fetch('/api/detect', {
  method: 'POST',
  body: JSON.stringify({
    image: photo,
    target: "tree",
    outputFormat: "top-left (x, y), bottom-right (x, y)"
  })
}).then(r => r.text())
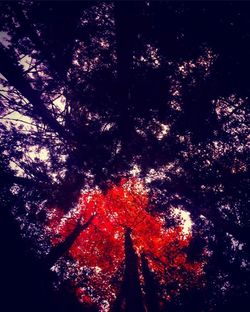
top-left (46, 178), bottom-right (204, 311)
top-left (0, 1), bottom-right (249, 311)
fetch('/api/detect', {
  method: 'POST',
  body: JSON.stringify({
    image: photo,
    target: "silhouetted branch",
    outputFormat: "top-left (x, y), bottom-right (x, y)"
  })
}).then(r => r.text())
top-left (45, 214), bottom-right (96, 269)
top-left (0, 46), bottom-right (70, 141)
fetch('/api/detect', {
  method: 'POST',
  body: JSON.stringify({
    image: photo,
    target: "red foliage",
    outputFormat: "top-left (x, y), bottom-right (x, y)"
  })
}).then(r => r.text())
top-left (47, 178), bottom-right (204, 311)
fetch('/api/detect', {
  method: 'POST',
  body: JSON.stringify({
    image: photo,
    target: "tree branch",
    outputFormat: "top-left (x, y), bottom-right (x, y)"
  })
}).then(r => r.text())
top-left (45, 214), bottom-right (96, 269)
top-left (0, 46), bottom-right (70, 141)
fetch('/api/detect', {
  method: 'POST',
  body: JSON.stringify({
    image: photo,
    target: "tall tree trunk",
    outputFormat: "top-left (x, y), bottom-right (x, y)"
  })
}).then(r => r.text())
top-left (123, 228), bottom-right (145, 312)
top-left (114, 2), bottom-right (138, 142)
top-left (141, 253), bottom-right (160, 312)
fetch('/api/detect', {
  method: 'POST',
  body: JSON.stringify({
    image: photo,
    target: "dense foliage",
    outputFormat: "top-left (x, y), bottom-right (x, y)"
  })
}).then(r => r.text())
top-left (47, 178), bottom-right (204, 311)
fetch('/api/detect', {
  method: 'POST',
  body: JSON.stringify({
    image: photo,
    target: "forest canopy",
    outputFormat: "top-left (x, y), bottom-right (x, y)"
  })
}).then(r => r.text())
top-left (0, 1), bottom-right (249, 312)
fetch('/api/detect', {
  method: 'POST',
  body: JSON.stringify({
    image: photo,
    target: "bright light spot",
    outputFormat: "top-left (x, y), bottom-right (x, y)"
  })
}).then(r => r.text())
top-left (26, 145), bottom-right (49, 162)
top-left (95, 266), bottom-right (102, 273)
top-left (156, 123), bottom-right (170, 140)
top-left (9, 160), bottom-right (26, 177)
top-left (53, 95), bottom-right (66, 112)
top-left (172, 208), bottom-right (192, 234)
top-left (0, 111), bottom-right (35, 131)
top-left (101, 122), bottom-right (115, 132)
top-left (19, 55), bottom-right (34, 72)
top-left (130, 164), bottom-right (141, 176)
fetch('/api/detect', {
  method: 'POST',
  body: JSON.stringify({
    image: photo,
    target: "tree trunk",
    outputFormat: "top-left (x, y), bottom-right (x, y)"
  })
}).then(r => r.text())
top-left (123, 228), bottom-right (145, 312)
top-left (114, 2), bottom-right (137, 142)
top-left (141, 253), bottom-right (160, 312)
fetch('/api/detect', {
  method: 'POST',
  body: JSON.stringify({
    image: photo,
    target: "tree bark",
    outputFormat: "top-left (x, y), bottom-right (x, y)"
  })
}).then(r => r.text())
top-left (45, 214), bottom-right (95, 269)
top-left (123, 228), bottom-right (145, 312)
top-left (141, 253), bottom-right (160, 312)
top-left (114, 2), bottom-right (137, 141)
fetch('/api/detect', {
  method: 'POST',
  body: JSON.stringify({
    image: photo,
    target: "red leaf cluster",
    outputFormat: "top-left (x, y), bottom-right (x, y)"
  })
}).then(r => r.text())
top-left (47, 178), bottom-right (204, 310)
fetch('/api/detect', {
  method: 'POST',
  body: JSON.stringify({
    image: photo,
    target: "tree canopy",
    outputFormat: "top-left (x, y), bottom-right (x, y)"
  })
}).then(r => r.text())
top-left (0, 1), bottom-right (249, 312)
top-left (46, 178), bottom-right (204, 311)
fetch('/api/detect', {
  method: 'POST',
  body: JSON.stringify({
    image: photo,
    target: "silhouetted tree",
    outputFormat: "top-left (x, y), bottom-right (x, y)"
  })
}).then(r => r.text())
top-left (0, 1), bottom-right (249, 311)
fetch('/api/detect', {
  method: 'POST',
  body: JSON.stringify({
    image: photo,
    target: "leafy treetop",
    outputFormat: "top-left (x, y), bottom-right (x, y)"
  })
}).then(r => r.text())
top-left (47, 178), bottom-right (204, 311)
